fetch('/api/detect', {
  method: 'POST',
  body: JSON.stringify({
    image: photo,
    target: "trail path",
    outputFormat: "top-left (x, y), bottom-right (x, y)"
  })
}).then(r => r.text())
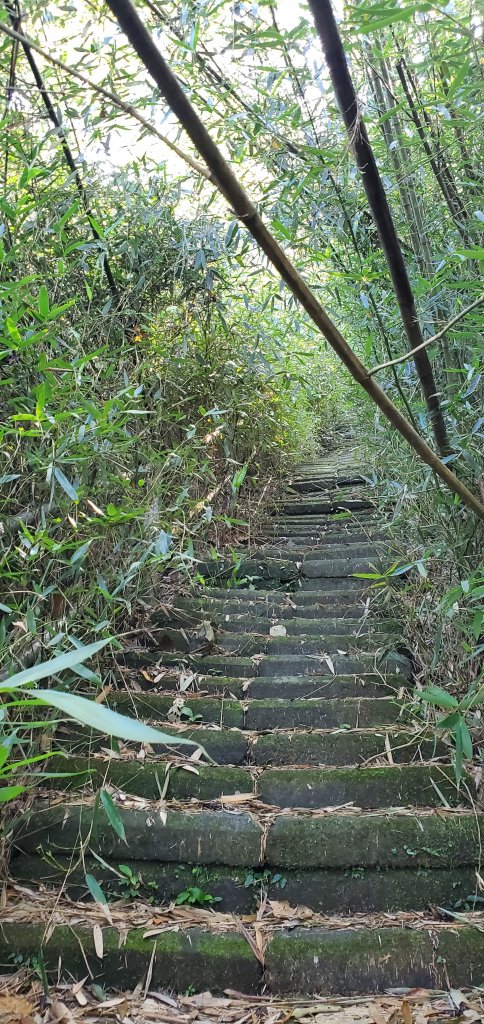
top-left (4, 440), bottom-right (483, 995)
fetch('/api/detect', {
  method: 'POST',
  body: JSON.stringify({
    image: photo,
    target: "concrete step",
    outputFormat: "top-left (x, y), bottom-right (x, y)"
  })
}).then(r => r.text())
top-left (117, 672), bottom-right (404, 698)
top-left (136, 650), bottom-right (411, 678)
top-left (15, 804), bottom-right (482, 870)
top-left (11, 855), bottom-right (476, 914)
top-left (281, 499), bottom-right (376, 515)
top-left (40, 754), bottom-right (464, 809)
top-left (153, 625), bottom-right (393, 655)
top-left (195, 555), bottom-right (388, 583)
top-left (288, 476), bottom-right (367, 492)
top-left (253, 543), bottom-right (387, 561)
top-left (1, 918), bottom-right (483, 995)
top-left (105, 693), bottom-right (408, 729)
top-left (156, 612), bottom-right (393, 637)
top-left (194, 583), bottom-right (370, 601)
top-left (55, 723), bottom-right (443, 766)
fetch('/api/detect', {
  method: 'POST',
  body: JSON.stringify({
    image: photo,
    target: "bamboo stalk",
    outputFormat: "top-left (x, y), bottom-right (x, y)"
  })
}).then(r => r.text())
top-left (308, 0), bottom-right (451, 457)
top-left (6, 3), bottom-right (118, 296)
top-left (84, 0), bottom-right (484, 521)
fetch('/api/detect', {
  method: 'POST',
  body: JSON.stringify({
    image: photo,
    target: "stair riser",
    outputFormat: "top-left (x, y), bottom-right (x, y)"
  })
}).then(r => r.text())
top-left (12, 856), bottom-right (474, 914)
top-left (54, 726), bottom-right (443, 767)
top-left (124, 651), bottom-right (411, 678)
top-left (114, 672), bottom-right (401, 698)
top-left (2, 923), bottom-right (483, 995)
top-left (254, 545), bottom-right (387, 561)
top-left (106, 695), bottom-right (407, 729)
top-left (42, 755), bottom-right (463, 809)
top-left (159, 614), bottom-right (380, 636)
top-left (15, 807), bottom-right (482, 870)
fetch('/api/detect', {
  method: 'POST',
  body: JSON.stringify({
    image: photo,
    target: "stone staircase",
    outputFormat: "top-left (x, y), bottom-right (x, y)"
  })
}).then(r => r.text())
top-left (4, 443), bottom-right (484, 995)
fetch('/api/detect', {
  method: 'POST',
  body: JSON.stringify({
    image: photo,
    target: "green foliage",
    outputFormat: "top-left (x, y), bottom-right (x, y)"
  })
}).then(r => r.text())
top-left (0, 640), bottom-right (204, 802)
top-left (117, 864), bottom-right (158, 902)
top-left (175, 885), bottom-right (222, 906)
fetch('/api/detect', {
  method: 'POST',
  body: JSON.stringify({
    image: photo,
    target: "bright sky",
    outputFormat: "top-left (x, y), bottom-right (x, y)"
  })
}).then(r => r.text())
top-left (51, 0), bottom-right (336, 181)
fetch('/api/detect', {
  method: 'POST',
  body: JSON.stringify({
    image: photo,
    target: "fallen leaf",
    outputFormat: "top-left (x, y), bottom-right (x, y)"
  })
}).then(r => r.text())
top-left (268, 900), bottom-right (313, 920)
top-left (401, 1000), bottom-right (413, 1024)
top-left (93, 923), bottom-right (103, 958)
top-left (0, 995), bottom-right (36, 1022)
top-left (48, 1001), bottom-right (75, 1024)
top-left (179, 670), bottom-right (196, 692)
top-left (220, 792), bottom-right (254, 804)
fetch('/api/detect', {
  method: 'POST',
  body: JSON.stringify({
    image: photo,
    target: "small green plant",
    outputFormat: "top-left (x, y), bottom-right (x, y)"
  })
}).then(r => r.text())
top-left (179, 706), bottom-right (203, 723)
top-left (118, 864), bottom-right (158, 902)
top-left (244, 869), bottom-right (287, 890)
top-left (175, 885), bottom-right (222, 906)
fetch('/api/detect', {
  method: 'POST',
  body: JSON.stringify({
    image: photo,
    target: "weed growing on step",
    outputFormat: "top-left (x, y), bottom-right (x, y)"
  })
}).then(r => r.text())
top-left (118, 865), bottom-right (158, 903)
top-left (175, 886), bottom-right (222, 907)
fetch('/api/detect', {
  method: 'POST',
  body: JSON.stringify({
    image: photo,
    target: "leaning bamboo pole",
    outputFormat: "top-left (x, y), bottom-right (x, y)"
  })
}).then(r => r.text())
top-left (98, 0), bottom-right (483, 521)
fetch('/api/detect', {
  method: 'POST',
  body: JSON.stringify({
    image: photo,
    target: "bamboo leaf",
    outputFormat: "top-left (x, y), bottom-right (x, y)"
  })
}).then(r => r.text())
top-left (85, 873), bottom-right (108, 903)
top-left (33, 689), bottom-right (202, 748)
top-left (0, 640), bottom-right (110, 691)
top-left (53, 466), bottom-right (78, 501)
top-left (100, 789), bottom-right (126, 841)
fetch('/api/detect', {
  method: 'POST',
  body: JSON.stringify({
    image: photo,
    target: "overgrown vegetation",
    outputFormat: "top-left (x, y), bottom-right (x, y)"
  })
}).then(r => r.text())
top-left (0, 0), bottom-right (483, 793)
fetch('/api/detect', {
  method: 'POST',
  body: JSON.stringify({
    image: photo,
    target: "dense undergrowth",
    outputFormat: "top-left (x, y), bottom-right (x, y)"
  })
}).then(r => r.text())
top-left (1, 168), bottom-right (349, 674)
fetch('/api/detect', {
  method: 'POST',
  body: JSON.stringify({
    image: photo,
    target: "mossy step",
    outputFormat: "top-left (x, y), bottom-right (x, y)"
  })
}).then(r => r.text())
top-left (195, 555), bottom-right (387, 584)
top-left (281, 499), bottom-right (376, 515)
top-left (173, 593), bottom-right (368, 616)
top-left (288, 477), bottom-right (367, 492)
top-left (275, 507), bottom-right (379, 519)
top-left (295, 578), bottom-right (379, 594)
top-left (15, 804), bottom-right (482, 870)
top-left (258, 543), bottom-right (386, 560)
top-left (106, 693), bottom-right (407, 729)
top-left (252, 728), bottom-right (444, 766)
top-left (266, 811), bottom-right (482, 869)
top-left (215, 631), bottom-right (390, 654)
top-left (0, 923), bottom-right (261, 993)
top-left (44, 755), bottom-right (251, 800)
top-left (154, 625), bottom-right (390, 652)
top-left (296, 581), bottom-right (378, 598)
top-left (54, 722), bottom-right (250, 764)
top-left (149, 651), bottom-right (411, 678)
top-left (14, 805), bottom-right (263, 866)
top-left (196, 557), bottom-right (297, 584)
top-left (3, 920), bottom-right (483, 994)
top-left (301, 558), bottom-right (386, 578)
top-left (267, 531), bottom-right (389, 545)
top-left (122, 671), bottom-right (403, 698)
top-left (265, 924), bottom-right (484, 994)
top-left (54, 723), bottom-right (444, 767)
top-left (157, 611), bottom-right (387, 637)
top-left (194, 584), bottom-right (368, 602)
top-left (44, 754), bottom-right (464, 809)
top-left (259, 763), bottom-right (465, 808)
top-left (273, 522), bottom-right (382, 535)
top-left (11, 856), bottom-right (476, 915)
